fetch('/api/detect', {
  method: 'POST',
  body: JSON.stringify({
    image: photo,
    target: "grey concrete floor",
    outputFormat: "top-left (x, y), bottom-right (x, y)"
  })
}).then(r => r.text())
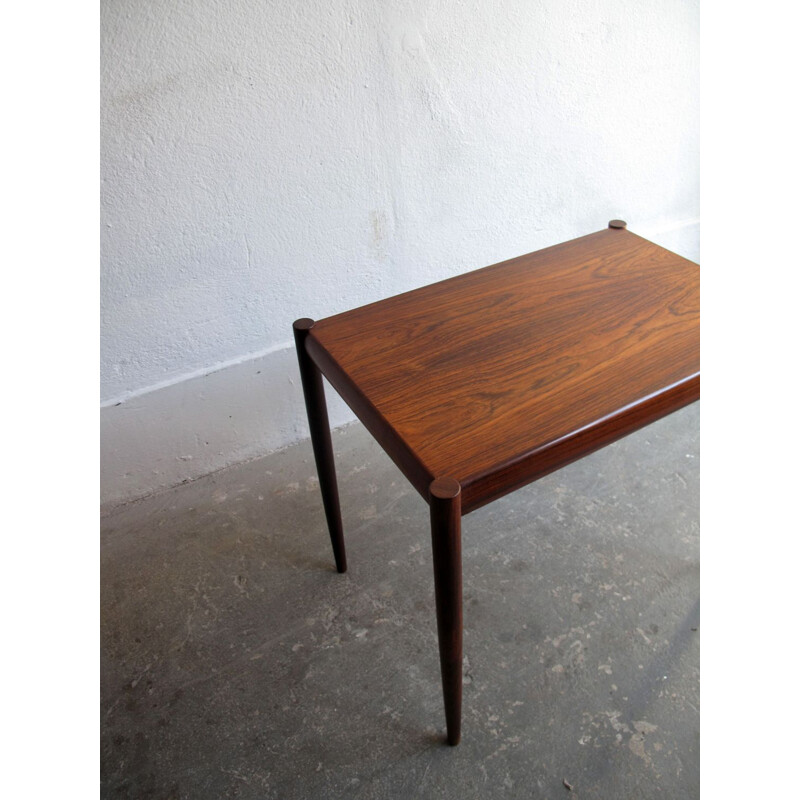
top-left (101, 403), bottom-right (699, 800)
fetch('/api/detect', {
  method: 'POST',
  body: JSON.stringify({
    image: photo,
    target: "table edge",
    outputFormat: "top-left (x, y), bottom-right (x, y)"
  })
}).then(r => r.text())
top-left (459, 373), bottom-right (700, 514)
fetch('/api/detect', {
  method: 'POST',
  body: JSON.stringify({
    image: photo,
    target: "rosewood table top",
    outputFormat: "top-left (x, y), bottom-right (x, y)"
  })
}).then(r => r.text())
top-left (304, 226), bottom-right (699, 514)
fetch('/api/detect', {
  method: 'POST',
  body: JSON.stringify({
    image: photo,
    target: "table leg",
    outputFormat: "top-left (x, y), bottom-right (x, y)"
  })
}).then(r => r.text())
top-left (429, 477), bottom-right (463, 745)
top-left (293, 318), bottom-right (347, 573)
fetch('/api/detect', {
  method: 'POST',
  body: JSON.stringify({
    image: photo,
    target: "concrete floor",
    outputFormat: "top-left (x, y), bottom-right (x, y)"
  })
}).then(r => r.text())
top-left (101, 403), bottom-right (699, 800)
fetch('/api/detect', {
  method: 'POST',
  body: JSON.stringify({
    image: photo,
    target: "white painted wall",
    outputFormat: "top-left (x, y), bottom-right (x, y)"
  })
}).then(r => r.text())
top-left (101, 0), bottom-right (699, 506)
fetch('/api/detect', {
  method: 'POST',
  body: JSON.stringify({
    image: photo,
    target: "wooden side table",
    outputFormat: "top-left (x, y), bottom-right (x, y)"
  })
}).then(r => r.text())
top-left (293, 221), bottom-right (699, 745)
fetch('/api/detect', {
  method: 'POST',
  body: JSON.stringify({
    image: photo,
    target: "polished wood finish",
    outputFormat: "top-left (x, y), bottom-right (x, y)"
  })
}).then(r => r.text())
top-left (295, 224), bottom-right (699, 745)
top-left (307, 228), bottom-right (699, 513)
top-left (305, 335), bottom-right (432, 501)
top-left (293, 319), bottom-right (347, 573)
top-left (429, 477), bottom-right (463, 746)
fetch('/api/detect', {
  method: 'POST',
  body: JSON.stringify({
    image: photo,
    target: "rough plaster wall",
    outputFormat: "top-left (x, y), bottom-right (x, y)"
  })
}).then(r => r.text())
top-left (101, 0), bottom-right (699, 505)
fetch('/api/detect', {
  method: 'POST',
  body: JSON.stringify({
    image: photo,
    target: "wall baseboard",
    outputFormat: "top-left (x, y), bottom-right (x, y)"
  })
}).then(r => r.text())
top-left (101, 220), bottom-right (699, 510)
top-left (101, 344), bottom-right (355, 509)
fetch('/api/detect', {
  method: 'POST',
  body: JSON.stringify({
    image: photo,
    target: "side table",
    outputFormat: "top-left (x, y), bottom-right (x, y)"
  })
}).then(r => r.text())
top-left (293, 221), bottom-right (699, 745)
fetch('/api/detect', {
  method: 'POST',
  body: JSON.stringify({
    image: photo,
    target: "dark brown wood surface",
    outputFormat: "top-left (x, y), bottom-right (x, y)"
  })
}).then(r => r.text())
top-left (293, 319), bottom-right (348, 572)
top-left (307, 228), bottom-right (699, 513)
top-left (429, 477), bottom-right (463, 745)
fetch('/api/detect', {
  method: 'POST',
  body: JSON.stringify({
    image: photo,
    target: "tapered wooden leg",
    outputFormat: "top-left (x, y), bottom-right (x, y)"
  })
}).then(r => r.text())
top-left (429, 477), bottom-right (463, 745)
top-left (293, 318), bottom-right (347, 573)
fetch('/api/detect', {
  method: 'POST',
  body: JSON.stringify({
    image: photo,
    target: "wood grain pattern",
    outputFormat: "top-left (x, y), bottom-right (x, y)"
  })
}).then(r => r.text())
top-left (307, 228), bottom-right (699, 513)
